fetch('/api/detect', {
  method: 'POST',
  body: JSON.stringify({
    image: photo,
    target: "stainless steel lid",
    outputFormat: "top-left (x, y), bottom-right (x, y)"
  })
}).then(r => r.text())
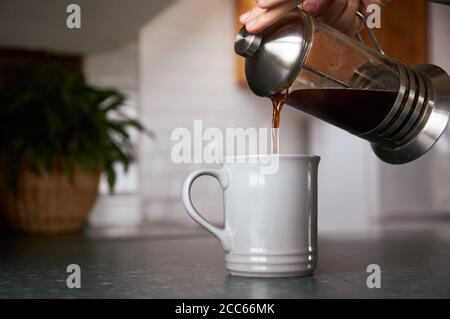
top-left (234, 9), bottom-right (312, 97)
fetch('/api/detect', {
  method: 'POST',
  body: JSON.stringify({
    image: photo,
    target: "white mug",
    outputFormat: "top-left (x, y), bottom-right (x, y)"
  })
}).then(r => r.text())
top-left (182, 155), bottom-right (320, 277)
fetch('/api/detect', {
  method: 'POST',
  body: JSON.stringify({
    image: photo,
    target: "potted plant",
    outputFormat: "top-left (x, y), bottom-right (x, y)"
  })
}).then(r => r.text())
top-left (0, 67), bottom-right (146, 234)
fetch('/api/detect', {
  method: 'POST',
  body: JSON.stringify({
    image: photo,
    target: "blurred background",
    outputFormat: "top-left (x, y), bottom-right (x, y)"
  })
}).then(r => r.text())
top-left (0, 0), bottom-right (449, 238)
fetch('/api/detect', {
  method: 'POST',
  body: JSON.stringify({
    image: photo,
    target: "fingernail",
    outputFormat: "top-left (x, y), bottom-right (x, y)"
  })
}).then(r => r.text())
top-left (257, 0), bottom-right (269, 5)
top-left (240, 11), bottom-right (252, 23)
top-left (246, 19), bottom-right (258, 29)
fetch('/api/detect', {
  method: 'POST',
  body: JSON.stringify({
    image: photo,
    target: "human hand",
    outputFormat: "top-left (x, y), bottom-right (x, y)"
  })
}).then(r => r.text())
top-left (239, 0), bottom-right (391, 36)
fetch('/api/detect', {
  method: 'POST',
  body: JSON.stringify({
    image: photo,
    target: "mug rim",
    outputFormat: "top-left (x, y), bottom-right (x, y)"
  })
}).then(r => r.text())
top-left (223, 154), bottom-right (320, 161)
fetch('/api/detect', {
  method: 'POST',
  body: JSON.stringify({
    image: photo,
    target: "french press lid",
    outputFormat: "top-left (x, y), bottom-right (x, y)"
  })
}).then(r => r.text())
top-left (234, 9), bottom-right (312, 97)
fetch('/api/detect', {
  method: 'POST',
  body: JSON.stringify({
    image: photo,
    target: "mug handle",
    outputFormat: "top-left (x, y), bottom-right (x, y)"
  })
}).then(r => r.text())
top-left (182, 167), bottom-right (231, 252)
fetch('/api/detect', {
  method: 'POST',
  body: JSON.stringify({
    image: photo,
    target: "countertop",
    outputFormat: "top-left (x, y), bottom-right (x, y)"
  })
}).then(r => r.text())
top-left (0, 229), bottom-right (449, 298)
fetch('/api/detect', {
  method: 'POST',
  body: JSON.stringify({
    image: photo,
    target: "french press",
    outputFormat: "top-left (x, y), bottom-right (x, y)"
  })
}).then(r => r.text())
top-left (234, 9), bottom-right (450, 164)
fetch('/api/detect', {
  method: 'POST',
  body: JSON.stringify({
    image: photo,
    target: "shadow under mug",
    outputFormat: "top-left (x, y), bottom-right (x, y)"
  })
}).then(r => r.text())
top-left (182, 155), bottom-right (320, 277)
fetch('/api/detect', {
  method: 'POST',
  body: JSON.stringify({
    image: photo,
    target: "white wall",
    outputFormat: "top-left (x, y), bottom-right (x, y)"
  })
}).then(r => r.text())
top-left (138, 0), bottom-right (307, 226)
top-left (84, 43), bottom-right (142, 227)
top-left (430, 3), bottom-right (450, 73)
top-left (429, 3), bottom-right (450, 212)
top-left (308, 119), bottom-right (379, 234)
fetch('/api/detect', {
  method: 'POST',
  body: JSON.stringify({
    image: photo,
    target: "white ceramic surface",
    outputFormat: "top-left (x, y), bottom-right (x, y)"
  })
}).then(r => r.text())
top-left (182, 155), bottom-right (320, 277)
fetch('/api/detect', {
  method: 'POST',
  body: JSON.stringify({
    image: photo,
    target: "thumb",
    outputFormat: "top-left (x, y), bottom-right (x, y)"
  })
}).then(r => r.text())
top-left (302, 0), bottom-right (330, 16)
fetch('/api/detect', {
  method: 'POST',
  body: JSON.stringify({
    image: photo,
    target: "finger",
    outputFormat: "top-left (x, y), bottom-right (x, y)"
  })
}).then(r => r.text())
top-left (316, 0), bottom-right (346, 25)
top-left (358, 2), bottom-right (369, 18)
top-left (303, 0), bottom-right (330, 17)
top-left (256, 0), bottom-right (302, 10)
top-left (343, 16), bottom-right (363, 36)
top-left (331, 0), bottom-right (360, 32)
top-left (245, 0), bottom-right (301, 33)
top-left (239, 6), bottom-right (266, 24)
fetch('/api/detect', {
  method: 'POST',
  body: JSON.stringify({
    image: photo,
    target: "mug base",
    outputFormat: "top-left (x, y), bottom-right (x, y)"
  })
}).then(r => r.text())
top-left (229, 270), bottom-right (314, 278)
top-left (225, 253), bottom-right (317, 278)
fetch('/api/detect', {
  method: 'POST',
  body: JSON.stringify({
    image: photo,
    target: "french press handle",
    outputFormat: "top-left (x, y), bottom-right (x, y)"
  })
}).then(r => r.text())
top-left (355, 11), bottom-right (385, 55)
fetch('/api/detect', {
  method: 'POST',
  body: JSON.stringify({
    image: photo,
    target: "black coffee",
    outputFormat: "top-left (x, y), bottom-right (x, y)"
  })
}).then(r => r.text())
top-left (286, 88), bottom-right (397, 134)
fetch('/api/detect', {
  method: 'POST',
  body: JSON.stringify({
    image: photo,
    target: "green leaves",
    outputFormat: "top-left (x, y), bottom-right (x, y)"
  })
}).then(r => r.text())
top-left (0, 67), bottom-right (147, 192)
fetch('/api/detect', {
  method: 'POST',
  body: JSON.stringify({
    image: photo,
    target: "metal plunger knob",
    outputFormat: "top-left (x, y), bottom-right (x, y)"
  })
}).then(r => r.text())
top-left (234, 27), bottom-right (262, 58)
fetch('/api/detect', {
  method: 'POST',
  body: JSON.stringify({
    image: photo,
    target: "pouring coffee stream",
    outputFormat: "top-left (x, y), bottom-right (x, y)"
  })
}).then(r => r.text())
top-left (271, 90), bottom-right (288, 154)
top-left (235, 9), bottom-right (450, 164)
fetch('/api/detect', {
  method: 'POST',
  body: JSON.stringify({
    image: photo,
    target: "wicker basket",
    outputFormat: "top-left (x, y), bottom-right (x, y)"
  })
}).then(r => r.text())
top-left (0, 163), bottom-right (100, 234)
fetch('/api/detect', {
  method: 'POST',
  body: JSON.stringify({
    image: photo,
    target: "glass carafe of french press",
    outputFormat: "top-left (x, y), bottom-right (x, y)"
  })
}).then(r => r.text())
top-left (234, 9), bottom-right (450, 164)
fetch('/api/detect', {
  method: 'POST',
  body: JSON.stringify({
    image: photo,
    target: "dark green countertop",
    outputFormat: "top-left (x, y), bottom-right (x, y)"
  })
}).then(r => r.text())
top-left (0, 229), bottom-right (449, 298)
